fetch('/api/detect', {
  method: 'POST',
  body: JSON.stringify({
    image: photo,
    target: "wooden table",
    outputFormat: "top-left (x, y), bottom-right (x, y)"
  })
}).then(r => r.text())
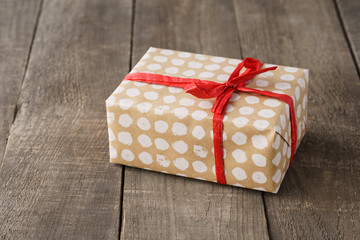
top-left (1, 0), bottom-right (359, 239)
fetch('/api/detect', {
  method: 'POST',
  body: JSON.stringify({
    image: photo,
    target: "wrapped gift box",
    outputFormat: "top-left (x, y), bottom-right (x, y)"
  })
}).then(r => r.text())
top-left (106, 47), bottom-right (309, 193)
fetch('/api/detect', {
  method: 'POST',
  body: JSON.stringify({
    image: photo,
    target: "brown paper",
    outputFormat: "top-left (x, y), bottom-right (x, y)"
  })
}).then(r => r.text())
top-left (106, 47), bottom-right (309, 193)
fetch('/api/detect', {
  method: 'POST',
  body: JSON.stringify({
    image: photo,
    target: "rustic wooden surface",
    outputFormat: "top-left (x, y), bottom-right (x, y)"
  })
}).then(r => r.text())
top-left (0, 0), bottom-right (42, 165)
top-left (0, 0), bottom-right (359, 239)
top-left (0, 0), bottom-right (131, 239)
top-left (336, 0), bottom-right (360, 71)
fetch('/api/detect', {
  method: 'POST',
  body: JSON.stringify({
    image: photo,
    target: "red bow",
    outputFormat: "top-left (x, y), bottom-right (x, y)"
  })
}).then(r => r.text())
top-left (124, 57), bottom-right (297, 185)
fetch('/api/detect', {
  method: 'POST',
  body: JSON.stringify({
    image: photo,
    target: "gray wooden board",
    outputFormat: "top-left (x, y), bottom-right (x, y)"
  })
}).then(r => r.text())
top-left (0, 0), bottom-right (42, 165)
top-left (0, 0), bottom-right (132, 238)
top-left (233, 0), bottom-right (360, 238)
top-left (121, 0), bottom-right (269, 239)
top-left (1, 0), bottom-right (359, 238)
top-left (336, 0), bottom-right (360, 71)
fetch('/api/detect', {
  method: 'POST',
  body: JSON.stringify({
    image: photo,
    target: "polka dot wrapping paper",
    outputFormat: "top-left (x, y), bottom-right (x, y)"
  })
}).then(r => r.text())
top-left (106, 47), bottom-right (309, 193)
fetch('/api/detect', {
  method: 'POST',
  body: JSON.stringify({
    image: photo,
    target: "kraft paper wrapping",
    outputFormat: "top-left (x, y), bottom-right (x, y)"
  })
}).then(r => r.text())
top-left (106, 47), bottom-right (309, 193)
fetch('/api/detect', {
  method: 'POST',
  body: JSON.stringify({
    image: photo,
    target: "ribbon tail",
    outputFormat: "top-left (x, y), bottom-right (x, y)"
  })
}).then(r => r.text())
top-left (184, 80), bottom-right (222, 98)
top-left (125, 72), bottom-right (222, 99)
top-left (124, 72), bottom-right (204, 88)
top-left (213, 111), bottom-right (227, 184)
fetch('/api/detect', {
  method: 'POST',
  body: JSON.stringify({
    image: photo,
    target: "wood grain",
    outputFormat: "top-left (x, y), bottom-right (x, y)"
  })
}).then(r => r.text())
top-left (233, 0), bottom-right (360, 238)
top-left (0, 0), bottom-right (132, 238)
top-left (336, 0), bottom-right (360, 71)
top-left (0, 0), bottom-right (42, 165)
top-left (121, 0), bottom-right (269, 239)
top-left (1, 0), bottom-right (359, 238)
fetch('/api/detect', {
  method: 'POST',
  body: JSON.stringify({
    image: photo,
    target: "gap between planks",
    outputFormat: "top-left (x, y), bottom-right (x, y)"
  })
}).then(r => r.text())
top-left (332, 0), bottom-right (360, 76)
top-left (0, 0), bottom-right (44, 169)
top-left (119, 0), bottom-right (137, 238)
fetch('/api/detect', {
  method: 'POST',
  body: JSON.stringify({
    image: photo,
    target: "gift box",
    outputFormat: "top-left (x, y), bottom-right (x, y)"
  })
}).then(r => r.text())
top-left (106, 47), bottom-right (309, 193)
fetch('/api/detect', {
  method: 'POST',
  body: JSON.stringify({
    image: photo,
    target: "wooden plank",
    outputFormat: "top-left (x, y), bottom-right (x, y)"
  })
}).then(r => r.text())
top-left (0, 0), bottom-right (132, 238)
top-left (233, 0), bottom-right (360, 238)
top-left (121, 0), bottom-right (269, 239)
top-left (336, 0), bottom-right (360, 71)
top-left (0, 0), bottom-right (42, 165)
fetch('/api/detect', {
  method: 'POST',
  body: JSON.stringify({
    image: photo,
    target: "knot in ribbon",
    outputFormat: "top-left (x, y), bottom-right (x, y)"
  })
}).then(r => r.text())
top-left (124, 57), bottom-right (297, 185)
top-left (182, 57), bottom-right (277, 115)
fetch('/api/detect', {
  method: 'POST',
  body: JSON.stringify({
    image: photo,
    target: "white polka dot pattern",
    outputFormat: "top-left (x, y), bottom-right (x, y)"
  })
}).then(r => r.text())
top-left (155, 138), bottom-right (169, 150)
top-left (173, 157), bottom-right (189, 171)
top-left (108, 47), bottom-right (309, 193)
top-left (139, 152), bottom-right (153, 165)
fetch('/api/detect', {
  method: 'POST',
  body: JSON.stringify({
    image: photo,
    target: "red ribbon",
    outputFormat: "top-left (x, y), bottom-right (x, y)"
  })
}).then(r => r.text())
top-left (124, 57), bottom-right (297, 185)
